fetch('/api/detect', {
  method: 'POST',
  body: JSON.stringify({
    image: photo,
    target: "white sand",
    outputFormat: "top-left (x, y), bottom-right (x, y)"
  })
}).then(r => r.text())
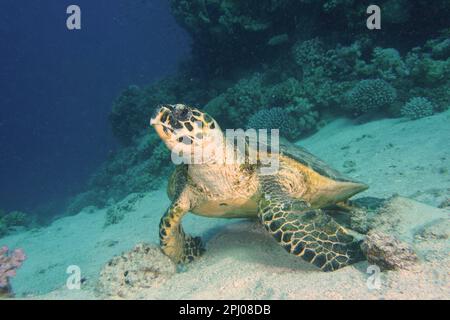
top-left (301, 112), bottom-right (450, 206)
top-left (2, 111), bottom-right (449, 299)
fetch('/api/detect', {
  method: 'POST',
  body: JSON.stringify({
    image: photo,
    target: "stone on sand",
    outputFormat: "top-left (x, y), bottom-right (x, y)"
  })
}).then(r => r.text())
top-left (361, 231), bottom-right (418, 271)
top-left (96, 243), bottom-right (176, 299)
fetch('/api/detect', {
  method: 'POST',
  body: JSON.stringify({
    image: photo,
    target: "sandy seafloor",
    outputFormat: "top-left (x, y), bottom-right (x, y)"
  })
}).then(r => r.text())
top-left (3, 110), bottom-right (450, 299)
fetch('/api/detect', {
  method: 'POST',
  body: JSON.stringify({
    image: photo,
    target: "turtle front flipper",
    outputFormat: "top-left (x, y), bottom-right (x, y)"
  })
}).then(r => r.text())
top-left (159, 193), bottom-right (204, 264)
top-left (258, 176), bottom-right (364, 272)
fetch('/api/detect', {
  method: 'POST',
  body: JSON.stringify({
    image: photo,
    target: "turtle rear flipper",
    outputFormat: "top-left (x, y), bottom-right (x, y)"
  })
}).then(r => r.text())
top-left (258, 177), bottom-right (364, 272)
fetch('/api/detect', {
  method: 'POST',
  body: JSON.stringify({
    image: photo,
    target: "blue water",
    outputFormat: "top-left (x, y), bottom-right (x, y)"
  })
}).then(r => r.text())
top-left (0, 0), bottom-right (190, 216)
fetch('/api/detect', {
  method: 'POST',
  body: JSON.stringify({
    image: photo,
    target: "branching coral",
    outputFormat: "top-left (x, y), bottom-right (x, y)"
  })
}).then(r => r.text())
top-left (430, 38), bottom-right (450, 60)
top-left (406, 51), bottom-right (450, 86)
top-left (205, 73), bottom-right (271, 128)
top-left (344, 79), bottom-right (397, 115)
top-left (0, 246), bottom-right (25, 298)
top-left (246, 107), bottom-right (297, 140)
top-left (285, 97), bottom-right (319, 138)
top-left (292, 38), bottom-right (328, 76)
top-left (370, 47), bottom-right (409, 80)
top-left (246, 97), bottom-right (319, 141)
top-left (401, 97), bottom-right (435, 120)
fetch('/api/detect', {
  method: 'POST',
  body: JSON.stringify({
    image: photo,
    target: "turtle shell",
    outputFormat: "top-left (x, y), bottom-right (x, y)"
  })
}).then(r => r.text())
top-left (278, 138), bottom-right (361, 184)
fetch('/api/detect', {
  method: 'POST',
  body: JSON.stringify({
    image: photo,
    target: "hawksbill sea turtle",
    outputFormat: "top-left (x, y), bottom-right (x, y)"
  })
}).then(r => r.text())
top-left (150, 104), bottom-right (369, 272)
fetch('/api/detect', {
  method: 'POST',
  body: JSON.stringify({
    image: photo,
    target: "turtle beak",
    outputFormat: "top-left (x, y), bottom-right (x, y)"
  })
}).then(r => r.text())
top-left (150, 105), bottom-right (172, 126)
top-left (150, 105), bottom-right (180, 150)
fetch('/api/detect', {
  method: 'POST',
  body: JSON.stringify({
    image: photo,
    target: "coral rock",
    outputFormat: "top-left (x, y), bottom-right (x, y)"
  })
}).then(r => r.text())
top-left (361, 231), bottom-right (418, 271)
top-left (97, 243), bottom-right (176, 299)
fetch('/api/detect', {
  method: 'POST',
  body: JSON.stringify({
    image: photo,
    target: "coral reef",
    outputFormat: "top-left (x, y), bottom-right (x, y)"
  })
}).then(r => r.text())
top-left (0, 211), bottom-right (31, 238)
top-left (0, 246), bottom-right (26, 298)
top-left (169, 0), bottom-right (450, 75)
top-left (109, 85), bottom-right (146, 146)
top-left (204, 73), bottom-right (321, 136)
top-left (97, 243), bottom-right (175, 299)
top-left (401, 97), bottom-right (435, 120)
top-left (370, 47), bottom-right (409, 81)
top-left (169, 0), bottom-right (301, 74)
top-left (205, 73), bottom-right (269, 128)
top-left (285, 97), bottom-right (319, 138)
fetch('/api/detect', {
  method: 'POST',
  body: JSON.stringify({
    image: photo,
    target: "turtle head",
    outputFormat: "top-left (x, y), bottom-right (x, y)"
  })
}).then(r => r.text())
top-left (150, 104), bottom-right (223, 162)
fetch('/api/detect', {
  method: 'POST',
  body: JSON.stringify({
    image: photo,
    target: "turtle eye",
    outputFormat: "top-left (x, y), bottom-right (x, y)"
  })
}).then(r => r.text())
top-left (204, 114), bottom-right (213, 123)
top-left (161, 111), bottom-right (169, 123)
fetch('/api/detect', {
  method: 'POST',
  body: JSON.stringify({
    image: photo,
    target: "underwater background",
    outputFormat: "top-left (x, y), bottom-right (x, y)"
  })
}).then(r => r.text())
top-left (0, 0), bottom-right (190, 219)
top-left (0, 0), bottom-right (449, 299)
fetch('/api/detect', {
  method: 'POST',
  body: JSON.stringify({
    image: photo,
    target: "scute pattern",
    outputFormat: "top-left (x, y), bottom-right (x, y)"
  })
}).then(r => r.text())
top-left (258, 175), bottom-right (364, 272)
top-left (278, 138), bottom-right (357, 183)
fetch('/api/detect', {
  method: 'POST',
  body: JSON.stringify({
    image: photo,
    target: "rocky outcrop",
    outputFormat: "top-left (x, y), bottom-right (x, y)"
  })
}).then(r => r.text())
top-left (361, 231), bottom-right (418, 271)
top-left (96, 243), bottom-right (176, 299)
